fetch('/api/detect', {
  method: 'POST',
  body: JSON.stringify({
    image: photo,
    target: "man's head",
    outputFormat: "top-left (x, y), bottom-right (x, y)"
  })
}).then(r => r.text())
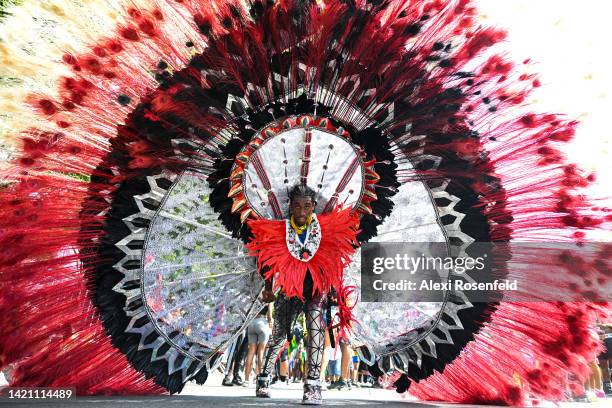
top-left (289, 184), bottom-right (316, 226)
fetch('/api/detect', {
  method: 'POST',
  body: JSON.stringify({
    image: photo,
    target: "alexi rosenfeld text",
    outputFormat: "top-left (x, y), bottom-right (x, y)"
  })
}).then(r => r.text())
top-left (369, 253), bottom-right (518, 292)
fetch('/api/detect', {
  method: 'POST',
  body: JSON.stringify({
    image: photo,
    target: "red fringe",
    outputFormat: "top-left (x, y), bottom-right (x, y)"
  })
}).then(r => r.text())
top-left (334, 283), bottom-right (359, 341)
top-left (0, 174), bottom-right (165, 394)
top-left (410, 302), bottom-right (610, 405)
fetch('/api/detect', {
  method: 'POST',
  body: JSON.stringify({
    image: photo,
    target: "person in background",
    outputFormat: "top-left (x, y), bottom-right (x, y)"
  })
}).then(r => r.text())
top-left (584, 358), bottom-right (604, 400)
top-left (291, 339), bottom-right (305, 382)
top-left (598, 322), bottom-right (612, 396)
top-left (279, 349), bottom-right (289, 383)
top-left (357, 359), bottom-right (372, 386)
top-left (243, 304), bottom-right (273, 386)
top-left (319, 329), bottom-right (331, 390)
top-left (222, 331), bottom-right (248, 386)
top-left (326, 340), bottom-right (341, 386)
top-left (575, 324), bottom-right (607, 402)
top-left (351, 349), bottom-right (360, 387)
top-left (329, 328), bottom-right (352, 390)
top-left (371, 373), bottom-right (384, 389)
top-left (271, 344), bottom-right (290, 385)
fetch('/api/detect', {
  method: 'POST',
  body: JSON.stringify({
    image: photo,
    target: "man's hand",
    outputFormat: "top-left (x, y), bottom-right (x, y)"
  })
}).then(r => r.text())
top-left (261, 288), bottom-right (276, 303)
top-left (328, 289), bottom-right (338, 306)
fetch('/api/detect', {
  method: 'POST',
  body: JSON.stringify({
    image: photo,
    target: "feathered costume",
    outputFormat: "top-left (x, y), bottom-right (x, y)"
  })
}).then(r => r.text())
top-left (0, 0), bottom-right (610, 405)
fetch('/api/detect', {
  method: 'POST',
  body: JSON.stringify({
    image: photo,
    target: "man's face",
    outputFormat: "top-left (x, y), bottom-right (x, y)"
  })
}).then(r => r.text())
top-left (290, 195), bottom-right (315, 226)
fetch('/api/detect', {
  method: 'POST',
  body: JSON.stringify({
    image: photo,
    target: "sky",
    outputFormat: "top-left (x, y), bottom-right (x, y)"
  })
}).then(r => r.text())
top-left (475, 0), bottom-right (611, 198)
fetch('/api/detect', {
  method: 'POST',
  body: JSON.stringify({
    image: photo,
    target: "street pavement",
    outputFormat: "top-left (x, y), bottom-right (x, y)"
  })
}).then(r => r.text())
top-left (0, 371), bottom-right (610, 407)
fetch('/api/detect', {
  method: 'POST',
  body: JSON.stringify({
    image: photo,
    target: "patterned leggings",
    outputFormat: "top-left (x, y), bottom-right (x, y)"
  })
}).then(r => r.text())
top-left (260, 293), bottom-right (326, 381)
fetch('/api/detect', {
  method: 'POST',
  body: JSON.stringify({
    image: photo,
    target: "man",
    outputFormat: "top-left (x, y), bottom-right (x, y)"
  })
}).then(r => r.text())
top-left (246, 183), bottom-right (359, 405)
top-left (254, 184), bottom-right (327, 404)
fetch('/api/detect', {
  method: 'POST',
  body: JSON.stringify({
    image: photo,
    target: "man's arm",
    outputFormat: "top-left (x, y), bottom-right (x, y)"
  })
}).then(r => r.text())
top-left (260, 265), bottom-right (276, 303)
top-left (266, 304), bottom-right (274, 328)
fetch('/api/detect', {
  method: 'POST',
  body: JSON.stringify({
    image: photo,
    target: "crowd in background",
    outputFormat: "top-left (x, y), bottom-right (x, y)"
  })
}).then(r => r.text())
top-left (220, 303), bottom-right (384, 390)
top-left (575, 322), bottom-right (612, 402)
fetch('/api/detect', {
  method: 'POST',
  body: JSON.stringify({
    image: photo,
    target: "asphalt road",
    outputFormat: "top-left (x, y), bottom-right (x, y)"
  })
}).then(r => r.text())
top-left (0, 372), bottom-right (609, 408)
top-left (0, 382), bottom-right (432, 408)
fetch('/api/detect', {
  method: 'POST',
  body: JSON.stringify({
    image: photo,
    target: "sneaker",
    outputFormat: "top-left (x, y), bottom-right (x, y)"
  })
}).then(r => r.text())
top-left (302, 379), bottom-right (323, 405)
top-left (241, 379), bottom-right (250, 387)
top-left (328, 380), bottom-right (340, 390)
top-left (604, 381), bottom-right (612, 396)
top-left (256, 375), bottom-right (271, 398)
top-left (336, 379), bottom-right (351, 391)
top-left (585, 390), bottom-right (598, 402)
top-left (573, 395), bottom-right (588, 403)
top-left (232, 375), bottom-right (244, 386)
top-left (222, 375), bottom-right (233, 386)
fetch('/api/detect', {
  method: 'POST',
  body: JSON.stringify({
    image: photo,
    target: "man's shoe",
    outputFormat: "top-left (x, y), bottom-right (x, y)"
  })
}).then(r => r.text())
top-left (222, 375), bottom-right (233, 386)
top-left (302, 379), bottom-right (322, 405)
top-left (256, 375), bottom-right (271, 398)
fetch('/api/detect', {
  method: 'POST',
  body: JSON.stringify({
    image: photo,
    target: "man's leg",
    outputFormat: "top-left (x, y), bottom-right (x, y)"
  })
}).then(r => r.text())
top-left (256, 295), bottom-right (301, 397)
top-left (304, 295), bottom-right (326, 380)
top-left (302, 294), bottom-right (325, 404)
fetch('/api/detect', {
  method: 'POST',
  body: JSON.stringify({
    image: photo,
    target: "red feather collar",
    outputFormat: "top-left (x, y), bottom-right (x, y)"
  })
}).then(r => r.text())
top-left (246, 207), bottom-right (360, 300)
